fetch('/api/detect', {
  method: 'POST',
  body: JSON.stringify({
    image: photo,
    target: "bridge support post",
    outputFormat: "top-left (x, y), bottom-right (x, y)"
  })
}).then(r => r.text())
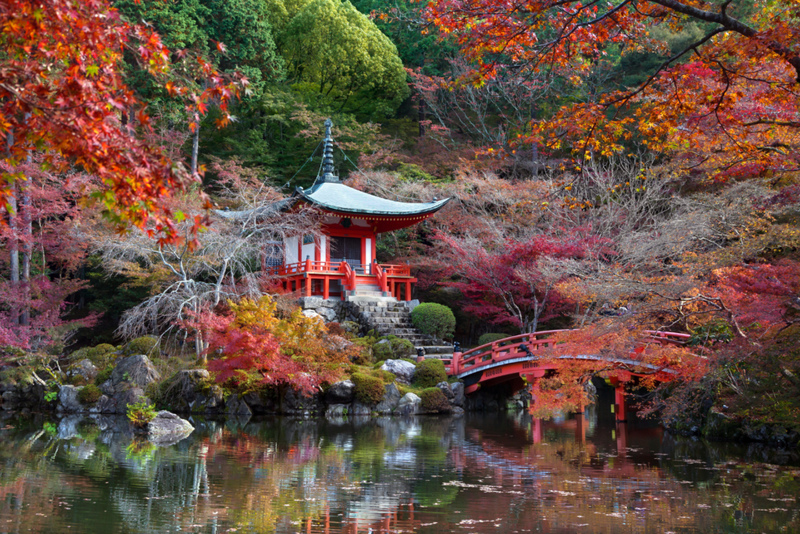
top-left (532, 417), bottom-right (542, 444)
top-left (610, 377), bottom-right (627, 423)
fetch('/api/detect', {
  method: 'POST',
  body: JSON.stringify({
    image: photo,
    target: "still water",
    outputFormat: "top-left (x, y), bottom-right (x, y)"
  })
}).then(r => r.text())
top-left (1, 403), bottom-right (799, 533)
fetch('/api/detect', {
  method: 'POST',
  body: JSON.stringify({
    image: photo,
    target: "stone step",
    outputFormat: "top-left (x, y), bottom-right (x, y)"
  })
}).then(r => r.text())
top-left (417, 345), bottom-right (454, 355)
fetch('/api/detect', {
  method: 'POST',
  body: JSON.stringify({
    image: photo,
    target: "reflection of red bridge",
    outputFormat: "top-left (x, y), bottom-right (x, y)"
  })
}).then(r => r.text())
top-left (435, 330), bottom-right (691, 421)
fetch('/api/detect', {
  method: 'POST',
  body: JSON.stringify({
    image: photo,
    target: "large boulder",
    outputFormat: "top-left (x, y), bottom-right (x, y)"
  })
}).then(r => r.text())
top-left (158, 369), bottom-right (221, 413)
top-left (111, 354), bottom-right (160, 389)
top-left (242, 391), bottom-right (278, 414)
top-left (350, 401), bottom-right (372, 416)
top-left (68, 359), bottom-right (98, 382)
top-left (147, 411), bottom-right (194, 445)
top-left (113, 385), bottom-right (148, 415)
top-left (226, 394), bottom-right (252, 416)
top-left (436, 381), bottom-right (455, 401)
top-left (375, 383), bottom-right (401, 414)
top-left (395, 392), bottom-right (421, 416)
top-left (282, 388), bottom-right (321, 415)
top-left (325, 404), bottom-right (350, 418)
top-left (325, 380), bottom-right (355, 404)
top-left (380, 359), bottom-right (416, 384)
top-left (451, 383), bottom-right (465, 407)
top-left (57, 385), bottom-right (84, 413)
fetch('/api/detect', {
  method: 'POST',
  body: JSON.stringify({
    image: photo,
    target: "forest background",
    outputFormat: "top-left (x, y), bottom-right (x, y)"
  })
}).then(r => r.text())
top-left (2, 0), bottom-right (800, 428)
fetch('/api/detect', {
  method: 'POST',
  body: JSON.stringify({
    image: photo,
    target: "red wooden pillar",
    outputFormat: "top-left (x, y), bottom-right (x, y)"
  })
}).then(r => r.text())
top-left (404, 280), bottom-right (411, 301)
top-left (532, 417), bottom-right (543, 444)
top-left (451, 351), bottom-right (462, 375)
top-left (323, 277), bottom-right (330, 299)
top-left (610, 377), bottom-right (627, 423)
top-left (575, 412), bottom-right (586, 444)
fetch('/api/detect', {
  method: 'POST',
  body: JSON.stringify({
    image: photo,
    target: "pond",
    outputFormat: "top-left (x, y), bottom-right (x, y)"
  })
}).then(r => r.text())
top-left (1, 398), bottom-right (798, 533)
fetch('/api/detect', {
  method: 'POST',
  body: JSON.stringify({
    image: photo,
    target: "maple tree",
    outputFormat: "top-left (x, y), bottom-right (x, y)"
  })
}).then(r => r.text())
top-left (187, 295), bottom-right (353, 393)
top-left (422, 0), bottom-right (800, 180)
top-left (0, 0), bottom-right (245, 242)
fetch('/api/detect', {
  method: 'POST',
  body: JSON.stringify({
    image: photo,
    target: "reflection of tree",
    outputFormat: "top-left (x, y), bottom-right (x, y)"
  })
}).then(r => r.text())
top-left (0, 415), bottom-right (798, 533)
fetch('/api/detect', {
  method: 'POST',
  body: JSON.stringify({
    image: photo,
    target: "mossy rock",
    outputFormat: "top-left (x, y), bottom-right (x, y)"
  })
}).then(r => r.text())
top-left (122, 336), bottom-right (160, 357)
top-left (352, 372), bottom-right (386, 405)
top-left (420, 387), bottom-right (450, 413)
top-left (413, 359), bottom-right (447, 389)
top-left (69, 343), bottom-right (117, 367)
top-left (77, 384), bottom-right (102, 405)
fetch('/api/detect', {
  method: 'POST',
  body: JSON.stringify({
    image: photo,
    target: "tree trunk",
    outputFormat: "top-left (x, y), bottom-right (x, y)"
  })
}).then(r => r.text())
top-left (191, 123), bottom-right (200, 177)
top-left (6, 129), bottom-right (19, 325)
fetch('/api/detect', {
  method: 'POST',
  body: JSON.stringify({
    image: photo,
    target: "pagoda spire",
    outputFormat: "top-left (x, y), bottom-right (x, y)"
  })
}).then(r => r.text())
top-left (319, 118), bottom-right (337, 183)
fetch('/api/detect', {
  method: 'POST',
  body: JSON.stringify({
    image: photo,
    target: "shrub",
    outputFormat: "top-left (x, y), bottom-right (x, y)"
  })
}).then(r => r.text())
top-left (389, 336), bottom-right (415, 358)
top-left (352, 372), bottom-right (386, 405)
top-left (127, 400), bottom-right (157, 428)
top-left (477, 333), bottom-right (508, 347)
top-left (69, 343), bottom-right (117, 366)
top-left (373, 341), bottom-right (393, 362)
top-left (94, 366), bottom-right (114, 386)
top-left (420, 387), bottom-right (450, 413)
top-left (370, 368), bottom-right (396, 383)
top-left (411, 303), bottom-right (456, 341)
top-left (413, 358), bottom-right (447, 388)
top-left (122, 336), bottom-right (160, 356)
top-left (77, 384), bottom-right (102, 404)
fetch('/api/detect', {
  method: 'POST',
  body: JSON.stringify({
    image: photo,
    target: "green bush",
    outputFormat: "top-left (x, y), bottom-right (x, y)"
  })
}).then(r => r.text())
top-left (352, 372), bottom-right (386, 405)
top-left (477, 333), bottom-right (508, 347)
top-left (413, 359), bottom-right (447, 388)
top-left (127, 400), bottom-right (157, 428)
top-left (411, 303), bottom-right (456, 341)
top-left (420, 387), bottom-right (450, 413)
top-left (122, 336), bottom-right (160, 357)
top-left (370, 368), bottom-right (396, 383)
top-left (389, 336), bottom-right (415, 358)
top-left (69, 343), bottom-right (117, 366)
top-left (373, 341), bottom-right (393, 362)
top-left (77, 384), bottom-right (102, 404)
top-left (94, 366), bottom-right (114, 386)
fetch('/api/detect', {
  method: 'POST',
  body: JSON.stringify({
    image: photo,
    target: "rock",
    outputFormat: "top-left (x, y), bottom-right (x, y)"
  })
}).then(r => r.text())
top-left (325, 404), bottom-right (350, 418)
top-left (375, 383), bottom-right (401, 414)
top-left (451, 406), bottom-right (465, 416)
top-left (298, 296), bottom-right (324, 309)
top-left (405, 299), bottom-right (420, 312)
top-left (69, 359), bottom-right (98, 382)
top-left (99, 380), bottom-right (115, 396)
top-left (241, 391), bottom-right (278, 414)
top-left (161, 369), bottom-right (212, 413)
top-left (451, 383), bottom-right (465, 407)
top-left (381, 359), bottom-right (416, 384)
top-left (147, 411), bottom-right (194, 445)
top-left (283, 388), bottom-right (321, 415)
top-left (436, 381), bottom-right (455, 401)
top-left (326, 380), bottom-right (355, 404)
top-left (96, 395), bottom-right (117, 414)
top-left (351, 401), bottom-right (372, 416)
top-left (58, 385), bottom-right (84, 413)
top-left (194, 385), bottom-right (225, 413)
top-left (226, 394), bottom-right (252, 416)
top-left (301, 309), bottom-right (322, 320)
top-left (113, 386), bottom-right (148, 415)
top-left (395, 392), bottom-right (421, 415)
top-left (316, 307), bottom-right (338, 322)
top-left (111, 354), bottom-right (160, 389)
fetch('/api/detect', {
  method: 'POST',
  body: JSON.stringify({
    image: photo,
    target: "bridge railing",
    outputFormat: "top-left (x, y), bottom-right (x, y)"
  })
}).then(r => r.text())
top-left (449, 329), bottom-right (691, 376)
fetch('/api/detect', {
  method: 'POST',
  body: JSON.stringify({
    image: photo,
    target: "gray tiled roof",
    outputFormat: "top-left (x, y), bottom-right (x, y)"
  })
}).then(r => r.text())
top-left (296, 181), bottom-right (450, 216)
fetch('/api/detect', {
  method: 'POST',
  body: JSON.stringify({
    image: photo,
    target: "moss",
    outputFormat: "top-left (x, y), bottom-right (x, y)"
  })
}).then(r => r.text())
top-left (352, 372), bottom-right (386, 405)
top-left (122, 336), bottom-right (160, 357)
top-left (94, 366), bottom-right (114, 386)
top-left (77, 384), bottom-right (102, 404)
top-left (411, 303), bottom-right (456, 341)
top-left (413, 359), bottom-right (447, 389)
top-left (369, 368), bottom-right (396, 383)
top-left (420, 387), bottom-right (450, 413)
top-left (69, 343), bottom-right (117, 367)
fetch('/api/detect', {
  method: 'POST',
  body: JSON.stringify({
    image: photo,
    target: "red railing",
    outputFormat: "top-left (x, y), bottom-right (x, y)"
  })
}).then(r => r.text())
top-left (269, 261), bottom-right (412, 278)
top-left (449, 329), bottom-right (692, 376)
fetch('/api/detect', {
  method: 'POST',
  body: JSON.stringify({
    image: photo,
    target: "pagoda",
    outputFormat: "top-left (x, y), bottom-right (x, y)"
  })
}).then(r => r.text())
top-left (270, 120), bottom-right (449, 301)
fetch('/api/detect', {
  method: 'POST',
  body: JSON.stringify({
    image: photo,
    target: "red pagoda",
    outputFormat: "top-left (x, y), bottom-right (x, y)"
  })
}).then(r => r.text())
top-left (270, 120), bottom-right (449, 301)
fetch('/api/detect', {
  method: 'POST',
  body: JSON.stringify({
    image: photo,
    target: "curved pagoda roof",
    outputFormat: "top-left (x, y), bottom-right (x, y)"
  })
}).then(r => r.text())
top-left (293, 120), bottom-right (449, 222)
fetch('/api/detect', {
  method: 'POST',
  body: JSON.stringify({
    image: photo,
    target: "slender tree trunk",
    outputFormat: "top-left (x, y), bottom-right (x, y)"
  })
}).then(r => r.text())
top-left (20, 149), bottom-right (32, 326)
top-left (191, 123), bottom-right (200, 177)
top-left (6, 129), bottom-right (19, 325)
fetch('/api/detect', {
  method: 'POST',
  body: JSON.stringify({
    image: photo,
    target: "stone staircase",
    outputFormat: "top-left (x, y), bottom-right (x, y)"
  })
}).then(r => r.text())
top-left (345, 297), bottom-right (453, 358)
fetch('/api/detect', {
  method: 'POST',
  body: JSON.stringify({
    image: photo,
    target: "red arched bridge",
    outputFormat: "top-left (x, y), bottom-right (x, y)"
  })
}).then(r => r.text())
top-left (428, 329), bottom-right (692, 422)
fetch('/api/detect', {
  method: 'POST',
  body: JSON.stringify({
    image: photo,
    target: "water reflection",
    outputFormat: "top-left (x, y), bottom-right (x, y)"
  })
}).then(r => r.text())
top-left (0, 409), bottom-right (798, 533)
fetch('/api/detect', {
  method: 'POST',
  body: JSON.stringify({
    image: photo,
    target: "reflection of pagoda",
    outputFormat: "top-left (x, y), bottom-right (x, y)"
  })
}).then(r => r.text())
top-left (271, 120), bottom-right (449, 301)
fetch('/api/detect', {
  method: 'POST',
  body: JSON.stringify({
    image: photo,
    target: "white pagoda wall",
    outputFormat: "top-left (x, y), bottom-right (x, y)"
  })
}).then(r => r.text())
top-left (285, 236), bottom-right (299, 265)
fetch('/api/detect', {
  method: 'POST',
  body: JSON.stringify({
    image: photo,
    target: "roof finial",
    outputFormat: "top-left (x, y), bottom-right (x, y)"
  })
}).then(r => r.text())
top-left (321, 118), bottom-right (336, 182)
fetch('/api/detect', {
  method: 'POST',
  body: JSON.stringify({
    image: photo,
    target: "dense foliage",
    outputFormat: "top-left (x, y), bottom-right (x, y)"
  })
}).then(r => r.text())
top-left (412, 359), bottom-right (447, 389)
top-left (410, 303), bottom-right (456, 341)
